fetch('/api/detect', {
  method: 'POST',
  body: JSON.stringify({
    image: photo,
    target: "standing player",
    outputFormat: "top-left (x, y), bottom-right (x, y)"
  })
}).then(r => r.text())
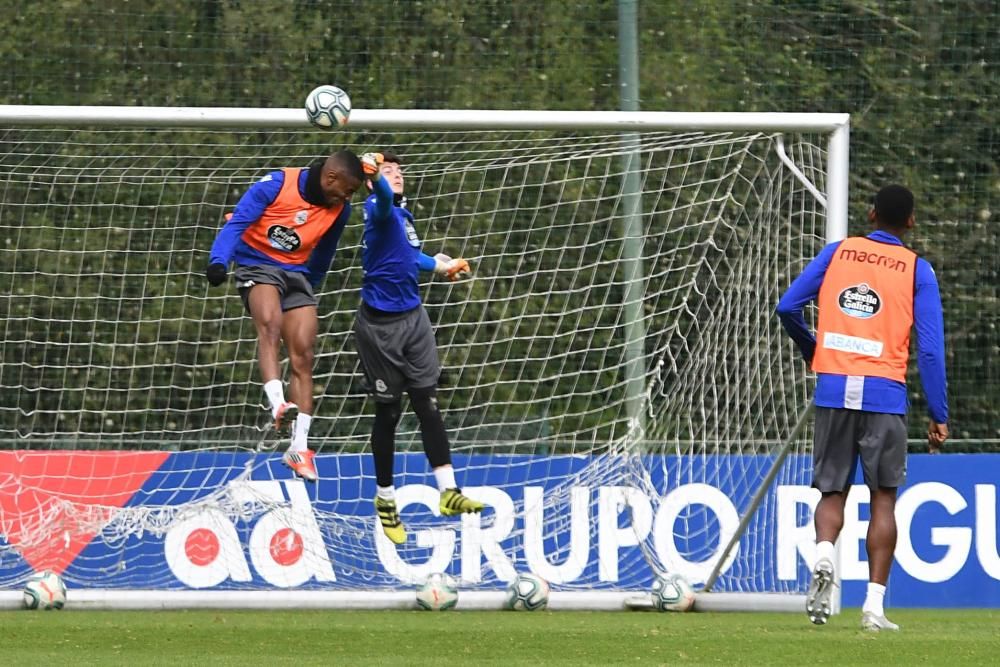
top-left (206, 151), bottom-right (364, 482)
top-left (776, 184), bottom-right (948, 632)
top-left (354, 151), bottom-right (484, 545)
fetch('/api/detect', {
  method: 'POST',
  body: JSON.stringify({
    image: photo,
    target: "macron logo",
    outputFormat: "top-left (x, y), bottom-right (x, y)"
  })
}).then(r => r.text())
top-left (838, 247), bottom-right (908, 273)
top-left (822, 332), bottom-right (884, 358)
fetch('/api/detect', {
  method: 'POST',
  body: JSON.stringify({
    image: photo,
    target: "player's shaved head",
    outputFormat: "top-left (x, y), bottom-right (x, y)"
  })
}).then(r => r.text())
top-left (326, 150), bottom-right (364, 182)
top-left (306, 149), bottom-right (362, 206)
top-left (872, 184), bottom-right (914, 229)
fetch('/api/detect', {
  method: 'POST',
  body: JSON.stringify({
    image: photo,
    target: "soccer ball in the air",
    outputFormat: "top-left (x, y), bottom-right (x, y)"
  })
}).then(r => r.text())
top-left (304, 84), bottom-right (351, 128)
top-left (22, 570), bottom-right (67, 610)
top-left (415, 572), bottom-right (459, 611)
top-left (304, 84), bottom-right (351, 129)
top-left (503, 572), bottom-right (550, 611)
top-left (651, 573), bottom-right (696, 612)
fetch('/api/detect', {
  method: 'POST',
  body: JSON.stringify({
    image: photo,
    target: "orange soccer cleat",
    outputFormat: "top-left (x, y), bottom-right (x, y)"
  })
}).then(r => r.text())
top-left (274, 402), bottom-right (299, 435)
top-left (282, 448), bottom-right (317, 483)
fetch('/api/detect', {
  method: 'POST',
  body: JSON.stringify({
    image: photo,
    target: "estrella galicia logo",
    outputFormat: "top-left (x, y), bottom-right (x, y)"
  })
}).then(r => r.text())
top-left (267, 225), bottom-right (301, 252)
top-left (838, 283), bottom-right (881, 319)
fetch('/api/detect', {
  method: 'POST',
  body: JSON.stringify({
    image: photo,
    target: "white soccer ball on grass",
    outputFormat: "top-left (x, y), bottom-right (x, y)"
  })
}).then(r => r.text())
top-left (651, 573), bottom-right (696, 612)
top-left (503, 572), bottom-right (550, 611)
top-left (415, 572), bottom-right (459, 611)
top-left (22, 570), bottom-right (67, 610)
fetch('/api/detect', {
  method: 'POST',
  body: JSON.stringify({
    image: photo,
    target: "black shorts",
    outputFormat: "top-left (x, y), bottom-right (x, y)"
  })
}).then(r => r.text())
top-left (812, 406), bottom-right (908, 493)
top-left (234, 265), bottom-right (317, 314)
top-left (353, 303), bottom-right (440, 402)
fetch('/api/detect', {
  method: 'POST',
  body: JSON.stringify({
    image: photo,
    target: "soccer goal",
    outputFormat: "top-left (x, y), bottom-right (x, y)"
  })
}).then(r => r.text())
top-left (0, 106), bottom-right (847, 611)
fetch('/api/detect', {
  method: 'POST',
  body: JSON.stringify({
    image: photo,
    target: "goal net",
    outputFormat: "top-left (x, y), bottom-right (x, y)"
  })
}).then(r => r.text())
top-left (0, 108), bottom-right (846, 608)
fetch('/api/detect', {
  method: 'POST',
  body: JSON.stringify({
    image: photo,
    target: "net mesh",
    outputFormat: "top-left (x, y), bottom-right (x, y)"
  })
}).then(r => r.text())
top-left (0, 125), bottom-right (826, 592)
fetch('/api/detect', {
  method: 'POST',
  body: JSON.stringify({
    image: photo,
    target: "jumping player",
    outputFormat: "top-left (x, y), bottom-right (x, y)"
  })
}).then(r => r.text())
top-left (354, 151), bottom-right (484, 544)
top-left (206, 151), bottom-right (364, 482)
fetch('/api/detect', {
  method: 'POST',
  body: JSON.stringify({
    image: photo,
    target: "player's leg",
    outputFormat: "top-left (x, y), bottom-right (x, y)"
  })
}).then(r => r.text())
top-left (405, 307), bottom-right (483, 516)
top-left (861, 487), bottom-right (899, 631)
top-left (866, 489), bottom-right (899, 586)
top-left (859, 412), bottom-right (907, 632)
top-left (806, 407), bottom-right (857, 625)
top-left (372, 399), bottom-right (405, 543)
top-left (281, 305), bottom-right (317, 415)
top-left (246, 284), bottom-right (297, 431)
top-left (281, 303), bottom-right (316, 422)
top-left (813, 492), bottom-right (848, 545)
top-left (279, 304), bottom-right (319, 482)
top-left (407, 384), bottom-right (482, 515)
top-left (236, 267), bottom-right (297, 433)
top-left (247, 284), bottom-right (284, 381)
top-left (806, 491), bottom-right (844, 625)
top-left (354, 305), bottom-right (408, 544)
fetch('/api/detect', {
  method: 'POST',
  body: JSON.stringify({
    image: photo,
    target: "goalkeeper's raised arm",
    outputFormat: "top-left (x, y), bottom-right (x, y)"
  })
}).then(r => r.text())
top-left (361, 151), bottom-right (472, 286)
top-left (353, 150), bottom-right (483, 546)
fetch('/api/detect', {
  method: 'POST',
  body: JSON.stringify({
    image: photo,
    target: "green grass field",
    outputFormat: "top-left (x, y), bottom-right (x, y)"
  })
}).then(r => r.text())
top-left (3, 609), bottom-right (998, 665)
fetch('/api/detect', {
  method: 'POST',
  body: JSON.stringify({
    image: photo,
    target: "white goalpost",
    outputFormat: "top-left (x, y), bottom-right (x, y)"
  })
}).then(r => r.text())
top-left (0, 106), bottom-right (848, 611)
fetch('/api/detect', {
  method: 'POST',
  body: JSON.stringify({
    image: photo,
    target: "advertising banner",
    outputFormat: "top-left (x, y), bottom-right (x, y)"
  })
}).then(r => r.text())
top-left (1, 452), bottom-right (997, 607)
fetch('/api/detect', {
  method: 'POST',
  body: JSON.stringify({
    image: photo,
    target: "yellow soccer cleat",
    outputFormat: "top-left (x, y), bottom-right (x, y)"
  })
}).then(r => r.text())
top-left (375, 495), bottom-right (406, 544)
top-left (439, 488), bottom-right (485, 516)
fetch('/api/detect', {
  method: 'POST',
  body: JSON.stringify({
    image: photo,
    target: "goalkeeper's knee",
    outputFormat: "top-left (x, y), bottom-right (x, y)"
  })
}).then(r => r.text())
top-left (374, 400), bottom-right (403, 432)
top-left (409, 386), bottom-right (451, 468)
top-left (408, 385), bottom-right (440, 417)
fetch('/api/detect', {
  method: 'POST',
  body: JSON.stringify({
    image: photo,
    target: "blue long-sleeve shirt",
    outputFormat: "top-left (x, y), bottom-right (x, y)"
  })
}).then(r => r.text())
top-left (208, 169), bottom-right (351, 288)
top-left (360, 175), bottom-right (438, 311)
top-left (776, 229), bottom-right (948, 423)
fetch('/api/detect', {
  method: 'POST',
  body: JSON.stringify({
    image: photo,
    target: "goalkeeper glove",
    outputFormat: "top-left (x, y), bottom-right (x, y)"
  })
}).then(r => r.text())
top-left (206, 262), bottom-right (228, 286)
top-left (361, 152), bottom-right (384, 177)
top-left (434, 253), bottom-right (471, 281)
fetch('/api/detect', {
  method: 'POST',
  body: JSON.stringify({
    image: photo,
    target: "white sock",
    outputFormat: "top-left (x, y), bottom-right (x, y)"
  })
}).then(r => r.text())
top-left (288, 413), bottom-right (312, 452)
top-left (815, 540), bottom-right (836, 566)
top-left (264, 379), bottom-right (285, 417)
top-left (434, 465), bottom-right (457, 492)
top-left (863, 582), bottom-right (886, 616)
top-left (377, 485), bottom-right (395, 501)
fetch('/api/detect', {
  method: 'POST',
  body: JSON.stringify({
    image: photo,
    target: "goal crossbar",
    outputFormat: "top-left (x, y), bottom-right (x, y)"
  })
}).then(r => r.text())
top-left (0, 105), bottom-right (849, 132)
top-left (0, 105), bottom-right (850, 243)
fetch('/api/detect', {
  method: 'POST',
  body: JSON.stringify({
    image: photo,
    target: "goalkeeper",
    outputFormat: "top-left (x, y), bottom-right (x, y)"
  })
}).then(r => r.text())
top-left (206, 151), bottom-right (364, 483)
top-left (355, 151), bottom-right (484, 545)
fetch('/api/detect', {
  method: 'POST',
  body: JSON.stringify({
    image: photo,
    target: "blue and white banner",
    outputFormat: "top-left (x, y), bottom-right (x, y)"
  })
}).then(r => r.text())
top-left (1, 452), bottom-right (997, 607)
